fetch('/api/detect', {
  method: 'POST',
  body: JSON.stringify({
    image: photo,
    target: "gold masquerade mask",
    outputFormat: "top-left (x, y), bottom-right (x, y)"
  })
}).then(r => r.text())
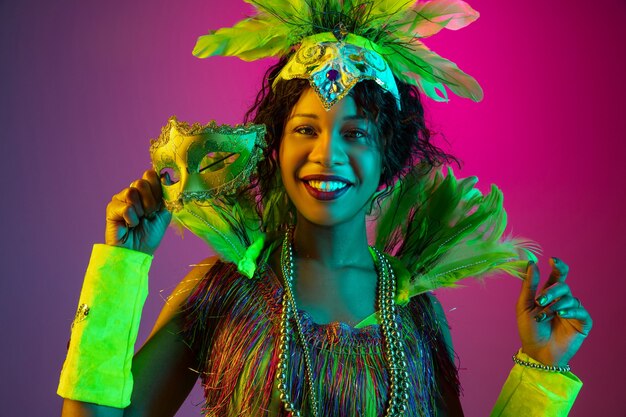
top-left (149, 116), bottom-right (266, 211)
top-left (149, 117), bottom-right (267, 278)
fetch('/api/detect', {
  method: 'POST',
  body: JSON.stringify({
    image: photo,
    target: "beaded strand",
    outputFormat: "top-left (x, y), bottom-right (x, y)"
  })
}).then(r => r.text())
top-left (512, 352), bottom-right (571, 373)
top-left (276, 228), bottom-right (409, 416)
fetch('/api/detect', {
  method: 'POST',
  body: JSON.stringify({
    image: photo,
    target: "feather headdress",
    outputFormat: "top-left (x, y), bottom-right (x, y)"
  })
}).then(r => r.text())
top-left (193, 0), bottom-right (483, 104)
top-left (157, 1), bottom-right (536, 288)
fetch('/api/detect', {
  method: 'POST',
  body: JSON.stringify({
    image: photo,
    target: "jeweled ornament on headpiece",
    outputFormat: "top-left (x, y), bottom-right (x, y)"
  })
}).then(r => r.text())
top-left (193, 0), bottom-right (484, 109)
top-left (275, 33), bottom-right (400, 110)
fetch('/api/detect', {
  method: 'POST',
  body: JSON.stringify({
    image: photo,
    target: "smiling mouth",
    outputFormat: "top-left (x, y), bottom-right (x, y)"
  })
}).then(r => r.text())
top-left (306, 180), bottom-right (349, 192)
top-left (301, 176), bottom-right (352, 201)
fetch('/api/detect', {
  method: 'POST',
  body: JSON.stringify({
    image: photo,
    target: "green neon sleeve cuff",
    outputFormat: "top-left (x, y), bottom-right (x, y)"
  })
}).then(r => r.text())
top-left (57, 244), bottom-right (153, 408)
top-left (490, 349), bottom-right (582, 417)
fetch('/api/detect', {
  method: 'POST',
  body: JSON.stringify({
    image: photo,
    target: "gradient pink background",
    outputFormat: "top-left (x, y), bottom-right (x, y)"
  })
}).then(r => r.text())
top-left (2, 0), bottom-right (625, 415)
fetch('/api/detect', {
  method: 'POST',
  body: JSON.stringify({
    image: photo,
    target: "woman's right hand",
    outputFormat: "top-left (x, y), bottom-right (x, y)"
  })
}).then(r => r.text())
top-left (105, 169), bottom-right (172, 255)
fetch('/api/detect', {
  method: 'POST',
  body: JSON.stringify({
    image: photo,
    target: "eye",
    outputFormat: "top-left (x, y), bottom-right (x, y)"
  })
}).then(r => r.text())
top-left (343, 128), bottom-right (370, 142)
top-left (293, 125), bottom-right (317, 136)
top-left (199, 152), bottom-right (239, 173)
top-left (159, 167), bottom-right (180, 185)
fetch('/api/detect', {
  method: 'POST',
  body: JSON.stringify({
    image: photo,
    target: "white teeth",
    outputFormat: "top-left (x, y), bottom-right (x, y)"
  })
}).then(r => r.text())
top-left (307, 180), bottom-right (348, 192)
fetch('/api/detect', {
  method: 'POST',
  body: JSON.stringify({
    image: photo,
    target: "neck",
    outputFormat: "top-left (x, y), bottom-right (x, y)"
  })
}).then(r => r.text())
top-left (292, 212), bottom-right (372, 269)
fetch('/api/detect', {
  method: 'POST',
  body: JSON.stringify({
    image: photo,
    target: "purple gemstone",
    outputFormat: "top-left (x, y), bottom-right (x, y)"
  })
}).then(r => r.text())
top-left (326, 69), bottom-right (339, 81)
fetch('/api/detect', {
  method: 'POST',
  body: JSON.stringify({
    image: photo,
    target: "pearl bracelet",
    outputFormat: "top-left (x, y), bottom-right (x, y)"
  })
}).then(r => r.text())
top-left (513, 351), bottom-right (571, 373)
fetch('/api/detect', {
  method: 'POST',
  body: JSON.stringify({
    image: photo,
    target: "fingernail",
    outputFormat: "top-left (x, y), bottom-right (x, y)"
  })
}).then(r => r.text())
top-left (527, 260), bottom-right (535, 270)
top-left (557, 310), bottom-right (568, 317)
top-left (536, 295), bottom-right (548, 306)
top-left (535, 312), bottom-right (547, 322)
top-left (552, 257), bottom-right (561, 266)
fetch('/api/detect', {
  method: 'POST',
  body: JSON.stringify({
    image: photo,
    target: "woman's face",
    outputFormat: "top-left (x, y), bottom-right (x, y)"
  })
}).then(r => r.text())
top-left (279, 87), bottom-right (382, 227)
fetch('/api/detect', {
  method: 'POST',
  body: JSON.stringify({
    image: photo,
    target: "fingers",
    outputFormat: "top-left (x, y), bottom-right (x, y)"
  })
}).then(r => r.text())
top-left (142, 169), bottom-right (164, 203)
top-left (131, 170), bottom-right (163, 216)
top-left (535, 294), bottom-right (593, 335)
top-left (107, 188), bottom-right (142, 227)
top-left (533, 292), bottom-right (577, 321)
top-left (543, 257), bottom-right (569, 290)
top-left (533, 258), bottom-right (572, 321)
top-left (556, 306), bottom-right (593, 335)
top-left (105, 169), bottom-right (164, 228)
top-left (533, 266), bottom-right (593, 335)
top-left (129, 180), bottom-right (156, 218)
top-left (103, 169), bottom-right (171, 252)
top-left (158, 169), bottom-right (175, 186)
top-left (535, 281), bottom-right (571, 309)
top-left (519, 258), bottom-right (582, 320)
top-left (533, 280), bottom-right (573, 323)
top-left (518, 261), bottom-right (540, 311)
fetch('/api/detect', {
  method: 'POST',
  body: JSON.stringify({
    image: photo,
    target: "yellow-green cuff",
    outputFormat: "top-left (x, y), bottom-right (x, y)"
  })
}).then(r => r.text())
top-left (491, 349), bottom-right (582, 416)
top-left (57, 244), bottom-right (152, 408)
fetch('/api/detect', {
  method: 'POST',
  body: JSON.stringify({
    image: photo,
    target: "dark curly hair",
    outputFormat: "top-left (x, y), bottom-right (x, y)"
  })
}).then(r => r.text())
top-left (244, 56), bottom-right (458, 230)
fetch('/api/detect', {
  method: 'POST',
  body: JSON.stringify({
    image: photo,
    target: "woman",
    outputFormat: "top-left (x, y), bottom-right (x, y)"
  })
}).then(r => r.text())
top-left (59, 1), bottom-right (592, 416)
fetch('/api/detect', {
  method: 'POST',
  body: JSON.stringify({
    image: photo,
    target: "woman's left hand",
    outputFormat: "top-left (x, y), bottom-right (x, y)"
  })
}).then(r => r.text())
top-left (516, 258), bottom-right (593, 367)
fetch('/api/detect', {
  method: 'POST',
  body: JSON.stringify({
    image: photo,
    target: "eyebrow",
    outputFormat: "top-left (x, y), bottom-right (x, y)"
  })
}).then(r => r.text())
top-left (289, 113), bottom-right (319, 120)
top-left (288, 113), bottom-right (368, 121)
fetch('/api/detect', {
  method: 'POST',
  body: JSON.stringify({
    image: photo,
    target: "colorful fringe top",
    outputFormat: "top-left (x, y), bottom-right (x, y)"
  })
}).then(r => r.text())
top-left (182, 260), bottom-right (459, 416)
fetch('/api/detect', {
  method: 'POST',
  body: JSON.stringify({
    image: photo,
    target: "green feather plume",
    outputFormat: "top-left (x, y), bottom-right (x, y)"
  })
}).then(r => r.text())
top-left (375, 167), bottom-right (539, 296)
top-left (172, 193), bottom-right (266, 278)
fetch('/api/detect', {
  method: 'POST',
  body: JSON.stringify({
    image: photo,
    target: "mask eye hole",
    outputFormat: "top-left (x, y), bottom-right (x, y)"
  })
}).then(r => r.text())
top-left (199, 152), bottom-right (240, 173)
top-left (159, 167), bottom-right (180, 185)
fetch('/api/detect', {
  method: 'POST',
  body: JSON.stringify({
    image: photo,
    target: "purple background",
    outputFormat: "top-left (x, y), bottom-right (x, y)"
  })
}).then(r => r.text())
top-left (2, 0), bottom-right (625, 415)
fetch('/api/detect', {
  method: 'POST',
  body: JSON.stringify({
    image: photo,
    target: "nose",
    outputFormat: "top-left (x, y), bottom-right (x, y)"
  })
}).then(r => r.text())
top-left (308, 131), bottom-right (348, 167)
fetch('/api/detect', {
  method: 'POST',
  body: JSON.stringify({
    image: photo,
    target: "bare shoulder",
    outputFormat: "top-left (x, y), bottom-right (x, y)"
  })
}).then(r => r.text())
top-left (149, 255), bottom-right (219, 338)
